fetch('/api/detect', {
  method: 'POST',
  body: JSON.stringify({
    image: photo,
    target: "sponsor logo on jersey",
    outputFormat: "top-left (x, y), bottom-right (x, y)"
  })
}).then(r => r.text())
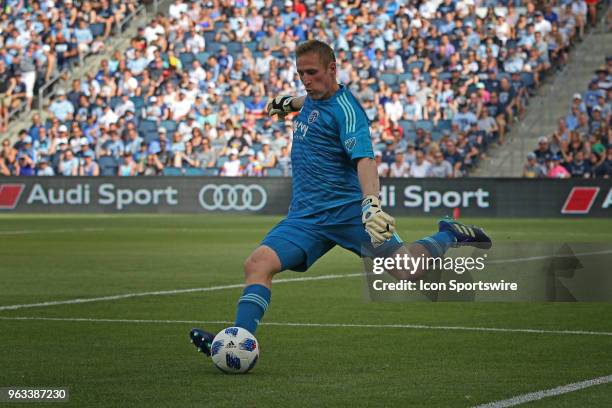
top-left (308, 109), bottom-right (319, 123)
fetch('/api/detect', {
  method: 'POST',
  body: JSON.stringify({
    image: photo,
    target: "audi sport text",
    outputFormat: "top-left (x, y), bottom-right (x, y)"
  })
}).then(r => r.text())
top-left (380, 185), bottom-right (490, 212)
top-left (26, 183), bottom-right (178, 210)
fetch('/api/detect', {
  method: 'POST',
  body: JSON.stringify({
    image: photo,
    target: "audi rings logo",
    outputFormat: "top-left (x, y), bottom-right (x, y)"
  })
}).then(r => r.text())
top-left (198, 184), bottom-right (267, 211)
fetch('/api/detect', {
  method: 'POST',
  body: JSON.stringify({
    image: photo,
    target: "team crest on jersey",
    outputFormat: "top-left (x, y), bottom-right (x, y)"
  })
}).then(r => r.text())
top-left (308, 110), bottom-right (319, 123)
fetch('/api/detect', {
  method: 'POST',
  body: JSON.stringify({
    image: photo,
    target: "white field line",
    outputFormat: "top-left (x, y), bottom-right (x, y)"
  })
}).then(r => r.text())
top-left (0, 273), bottom-right (361, 311)
top-left (473, 374), bottom-right (612, 408)
top-left (0, 228), bottom-right (105, 235)
top-left (1, 249), bottom-right (610, 312)
top-left (0, 316), bottom-right (611, 337)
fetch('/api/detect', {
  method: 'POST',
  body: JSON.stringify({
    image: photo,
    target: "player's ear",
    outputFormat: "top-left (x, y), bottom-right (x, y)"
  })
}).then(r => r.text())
top-left (328, 61), bottom-right (337, 75)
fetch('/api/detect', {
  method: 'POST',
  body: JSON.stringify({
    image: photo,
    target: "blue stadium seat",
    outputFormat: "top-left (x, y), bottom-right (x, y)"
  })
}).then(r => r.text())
top-left (398, 119), bottom-right (415, 134)
top-left (207, 42), bottom-right (223, 54)
top-left (226, 42), bottom-right (243, 55)
top-left (244, 42), bottom-right (257, 52)
top-left (397, 72), bottom-right (412, 83)
top-left (179, 52), bottom-right (195, 69)
top-left (109, 96), bottom-right (121, 109)
top-left (202, 168), bottom-right (219, 176)
top-left (521, 72), bottom-right (535, 88)
top-left (438, 72), bottom-right (452, 81)
top-left (184, 168), bottom-right (206, 176)
top-left (251, 143), bottom-right (263, 153)
top-left (99, 156), bottom-right (118, 176)
top-left (416, 120), bottom-right (434, 132)
top-left (497, 72), bottom-right (511, 82)
top-left (203, 31), bottom-right (216, 45)
top-left (216, 156), bottom-right (228, 167)
top-left (406, 61), bottom-right (425, 72)
top-left (90, 23), bottom-right (105, 38)
top-left (130, 96), bottom-right (145, 114)
top-left (380, 73), bottom-right (397, 86)
top-left (163, 168), bottom-right (183, 176)
top-left (431, 130), bottom-right (442, 141)
top-left (436, 120), bottom-right (452, 131)
top-left (265, 168), bottom-right (283, 177)
top-left (160, 120), bottom-right (177, 134)
top-left (239, 156), bottom-right (250, 167)
top-left (195, 51), bottom-right (210, 65)
top-left (404, 131), bottom-right (417, 142)
top-left (138, 119), bottom-right (157, 133)
top-left (143, 130), bottom-right (159, 144)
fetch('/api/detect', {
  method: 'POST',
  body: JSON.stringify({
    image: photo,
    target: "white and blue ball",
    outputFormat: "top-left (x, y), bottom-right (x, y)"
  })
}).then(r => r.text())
top-left (210, 327), bottom-right (259, 374)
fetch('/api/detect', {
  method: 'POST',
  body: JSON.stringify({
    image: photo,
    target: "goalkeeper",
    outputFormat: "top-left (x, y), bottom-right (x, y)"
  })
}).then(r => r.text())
top-left (191, 40), bottom-right (491, 354)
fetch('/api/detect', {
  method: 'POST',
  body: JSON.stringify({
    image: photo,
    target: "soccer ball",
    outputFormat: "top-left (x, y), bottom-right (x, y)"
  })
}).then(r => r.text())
top-left (210, 327), bottom-right (259, 374)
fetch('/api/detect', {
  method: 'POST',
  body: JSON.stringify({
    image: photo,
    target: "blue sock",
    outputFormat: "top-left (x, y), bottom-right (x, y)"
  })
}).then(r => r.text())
top-left (415, 231), bottom-right (456, 257)
top-left (234, 284), bottom-right (271, 334)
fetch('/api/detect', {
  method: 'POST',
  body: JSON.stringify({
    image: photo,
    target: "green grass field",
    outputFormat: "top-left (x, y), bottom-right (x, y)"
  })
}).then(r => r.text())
top-left (0, 215), bottom-right (611, 407)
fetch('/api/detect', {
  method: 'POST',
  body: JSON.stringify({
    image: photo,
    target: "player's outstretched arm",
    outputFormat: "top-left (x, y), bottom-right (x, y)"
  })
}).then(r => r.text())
top-left (266, 95), bottom-right (306, 118)
top-left (357, 158), bottom-right (396, 243)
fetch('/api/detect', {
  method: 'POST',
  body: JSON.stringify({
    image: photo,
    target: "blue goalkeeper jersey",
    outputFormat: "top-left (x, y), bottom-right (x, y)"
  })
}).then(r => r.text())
top-left (289, 84), bottom-right (374, 217)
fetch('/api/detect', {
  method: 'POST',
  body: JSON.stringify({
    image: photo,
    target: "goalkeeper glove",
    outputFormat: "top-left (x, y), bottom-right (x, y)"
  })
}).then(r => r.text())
top-left (266, 95), bottom-right (299, 118)
top-left (361, 195), bottom-right (396, 244)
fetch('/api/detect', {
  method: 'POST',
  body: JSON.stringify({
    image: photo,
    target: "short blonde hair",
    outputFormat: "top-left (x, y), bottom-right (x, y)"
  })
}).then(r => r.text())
top-left (295, 40), bottom-right (336, 66)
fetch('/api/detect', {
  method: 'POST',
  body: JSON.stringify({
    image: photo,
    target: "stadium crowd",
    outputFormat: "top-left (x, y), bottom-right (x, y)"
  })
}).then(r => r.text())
top-left (524, 55), bottom-right (611, 178)
top-left (0, 0), bottom-right (140, 133)
top-left (0, 0), bottom-right (597, 177)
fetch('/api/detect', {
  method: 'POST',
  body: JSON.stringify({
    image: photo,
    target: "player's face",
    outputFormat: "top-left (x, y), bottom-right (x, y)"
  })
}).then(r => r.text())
top-left (296, 52), bottom-right (337, 100)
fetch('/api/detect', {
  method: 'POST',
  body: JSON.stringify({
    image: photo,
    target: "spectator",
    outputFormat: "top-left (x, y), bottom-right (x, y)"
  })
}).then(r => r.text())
top-left (389, 152), bottom-right (410, 177)
top-left (546, 156), bottom-right (570, 178)
top-left (409, 150), bottom-right (432, 178)
top-left (427, 151), bottom-right (454, 178)
top-left (523, 152), bottom-right (546, 178)
top-left (220, 150), bottom-right (242, 177)
top-left (58, 149), bottom-right (80, 176)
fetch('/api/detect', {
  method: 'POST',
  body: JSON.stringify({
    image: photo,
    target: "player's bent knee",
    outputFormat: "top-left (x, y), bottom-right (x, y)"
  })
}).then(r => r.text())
top-left (243, 246), bottom-right (281, 284)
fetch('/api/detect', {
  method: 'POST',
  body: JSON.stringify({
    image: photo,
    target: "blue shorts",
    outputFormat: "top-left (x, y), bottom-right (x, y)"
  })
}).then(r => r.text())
top-left (261, 200), bottom-right (403, 272)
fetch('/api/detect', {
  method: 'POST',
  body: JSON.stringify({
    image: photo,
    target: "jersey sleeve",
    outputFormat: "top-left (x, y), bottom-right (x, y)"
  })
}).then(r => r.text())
top-left (336, 92), bottom-right (374, 161)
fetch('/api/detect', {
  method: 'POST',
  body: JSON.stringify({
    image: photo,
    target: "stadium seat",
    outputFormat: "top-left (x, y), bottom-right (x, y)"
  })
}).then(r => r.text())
top-left (207, 42), bottom-right (223, 54)
top-left (216, 156), bottom-right (228, 167)
top-left (438, 72), bottom-right (452, 81)
top-left (244, 42), bottom-right (257, 52)
top-left (163, 168), bottom-right (183, 176)
top-left (130, 96), bottom-right (145, 115)
top-left (160, 120), bottom-right (178, 134)
top-left (406, 61), bottom-right (425, 72)
top-left (138, 119), bottom-right (157, 134)
top-left (265, 168), bottom-right (283, 177)
top-left (98, 156), bottom-right (118, 176)
top-left (226, 42), bottom-right (243, 55)
top-left (380, 73), bottom-right (397, 86)
top-left (251, 143), bottom-right (263, 153)
top-left (202, 168), bottom-right (219, 176)
top-left (179, 52), bottom-right (195, 68)
top-left (521, 72), bottom-right (535, 88)
top-left (203, 31), bottom-right (216, 45)
top-left (397, 72), bottom-right (412, 83)
top-left (143, 130), bottom-right (159, 144)
top-left (195, 51), bottom-right (210, 65)
top-left (109, 96), bottom-right (121, 110)
top-left (436, 120), bottom-right (452, 131)
top-left (90, 23), bottom-right (105, 38)
top-left (415, 119), bottom-right (434, 132)
top-left (239, 156), bottom-right (250, 167)
top-left (184, 168), bottom-right (206, 176)
top-left (404, 131), bottom-right (417, 142)
top-left (398, 119), bottom-right (416, 134)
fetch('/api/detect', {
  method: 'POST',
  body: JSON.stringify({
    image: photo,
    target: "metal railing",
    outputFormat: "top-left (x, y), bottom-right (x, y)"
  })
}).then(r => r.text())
top-left (5, 2), bottom-right (153, 126)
